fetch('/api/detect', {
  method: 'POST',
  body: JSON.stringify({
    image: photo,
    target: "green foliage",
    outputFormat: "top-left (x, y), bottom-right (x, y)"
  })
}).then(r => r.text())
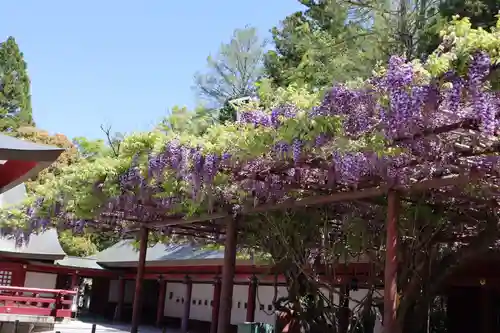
top-left (73, 137), bottom-right (108, 159)
top-left (193, 26), bottom-right (266, 122)
top-left (264, 0), bottom-right (378, 90)
top-left (256, 79), bottom-right (321, 110)
top-left (419, 0), bottom-right (500, 55)
top-left (0, 37), bottom-right (34, 131)
top-left (440, 0), bottom-right (500, 29)
top-left (3, 16), bottom-right (497, 230)
top-left (58, 230), bottom-right (97, 257)
top-left (425, 16), bottom-right (500, 79)
top-left (11, 127), bottom-right (124, 256)
top-left (158, 105), bottom-right (216, 136)
top-left (13, 127), bottom-right (80, 191)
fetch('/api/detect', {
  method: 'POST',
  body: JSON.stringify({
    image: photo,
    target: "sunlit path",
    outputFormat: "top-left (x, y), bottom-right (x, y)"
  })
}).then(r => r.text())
top-left (51, 321), bottom-right (181, 333)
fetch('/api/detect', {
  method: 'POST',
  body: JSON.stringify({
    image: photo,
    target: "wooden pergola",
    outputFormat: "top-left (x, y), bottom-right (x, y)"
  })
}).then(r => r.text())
top-left (129, 173), bottom-right (478, 333)
top-left (110, 114), bottom-right (495, 333)
top-left (36, 91), bottom-right (499, 333)
top-left (79, 109), bottom-right (499, 333)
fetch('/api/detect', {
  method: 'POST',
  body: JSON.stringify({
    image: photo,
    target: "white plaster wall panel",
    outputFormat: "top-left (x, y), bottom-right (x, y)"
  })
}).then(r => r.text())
top-left (349, 289), bottom-right (384, 333)
top-left (230, 285), bottom-right (248, 325)
top-left (108, 279), bottom-right (119, 302)
top-left (24, 272), bottom-right (58, 298)
top-left (254, 285), bottom-right (287, 325)
top-left (319, 287), bottom-right (337, 326)
top-left (374, 289), bottom-right (384, 333)
top-left (349, 289), bottom-right (368, 312)
top-left (189, 283), bottom-right (213, 322)
top-left (24, 272), bottom-right (57, 289)
top-left (319, 287), bottom-right (336, 305)
top-left (164, 282), bottom-right (186, 318)
top-left (123, 280), bottom-right (135, 304)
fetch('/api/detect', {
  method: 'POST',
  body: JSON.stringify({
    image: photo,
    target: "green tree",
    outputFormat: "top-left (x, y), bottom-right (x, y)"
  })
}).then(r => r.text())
top-left (14, 126), bottom-right (123, 256)
top-left (265, 0), bottom-right (452, 90)
top-left (158, 105), bottom-right (216, 136)
top-left (13, 127), bottom-right (79, 191)
top-left (418, 0), bottom-right (500, 55)
top-left (440, 0), bottom-right (500, 28)
top-left (58, 230), bottom-right (98, 257)
top-left (264, 0), bottom-right (381, 90)
top-left (194, 26), bottom-right (266, 123)
top-left (0, 37), bottom-right (34, 131)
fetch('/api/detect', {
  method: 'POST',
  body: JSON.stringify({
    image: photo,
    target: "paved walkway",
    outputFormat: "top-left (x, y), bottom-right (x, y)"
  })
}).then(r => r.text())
top-left (52, 320), bottom-right (181, 333)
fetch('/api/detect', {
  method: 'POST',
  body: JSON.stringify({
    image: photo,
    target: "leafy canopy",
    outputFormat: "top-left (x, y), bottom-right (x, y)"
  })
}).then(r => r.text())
top-left (1, 16), bottom-right (500, 243)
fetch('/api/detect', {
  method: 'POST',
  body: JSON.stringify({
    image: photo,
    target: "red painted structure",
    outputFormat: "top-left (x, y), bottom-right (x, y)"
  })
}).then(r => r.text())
top-left (0, 286), bottom-right (76, 318)
top-left (0, 133), bottom-right (64, 193)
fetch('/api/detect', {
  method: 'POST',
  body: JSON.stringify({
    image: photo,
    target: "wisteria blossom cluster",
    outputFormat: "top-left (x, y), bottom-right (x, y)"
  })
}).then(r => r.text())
top-left (3, 17), bottom-right (500, 241)
top-left (100, 52), bottom-right (499, 219)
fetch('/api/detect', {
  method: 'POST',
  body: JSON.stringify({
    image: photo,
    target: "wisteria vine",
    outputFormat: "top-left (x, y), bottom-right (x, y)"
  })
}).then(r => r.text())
top-left (2, 17), bottom-right (500, 243)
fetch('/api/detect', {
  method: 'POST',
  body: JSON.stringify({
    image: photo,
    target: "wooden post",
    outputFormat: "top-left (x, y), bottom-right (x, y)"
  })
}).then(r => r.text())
top-left (70, 273), bottom-right (79, 289)
top-left (156, 276), bottom-right (167, 327)
top-left (181, 275), bottom-right (193, 333)
top-left (246, 275), bottom-right (257, 322)
top-left (70, 272), bottom-right (79, 318)
top-left (114, 276), bottom-right (126, 322)
top-left (217, 217), bottom-right (238, 333)
top-left (130, 227), bottom-right (149, 333)
top-left (384, 191), bottom-right (399, 333)
top-left (210, 276), bottom-right (222, 333)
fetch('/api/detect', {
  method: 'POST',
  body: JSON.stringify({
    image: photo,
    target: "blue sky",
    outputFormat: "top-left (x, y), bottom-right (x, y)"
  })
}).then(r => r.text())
top-left (0, 1), bottom-right (304, 139)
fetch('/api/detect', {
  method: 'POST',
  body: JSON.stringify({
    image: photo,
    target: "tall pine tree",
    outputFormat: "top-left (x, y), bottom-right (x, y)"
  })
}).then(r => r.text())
top-left (0, 37), bottom-right (34, 131)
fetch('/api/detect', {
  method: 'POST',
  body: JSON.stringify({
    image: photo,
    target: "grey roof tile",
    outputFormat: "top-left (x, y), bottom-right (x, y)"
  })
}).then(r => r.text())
top-left (92, 240), bottom-right (225, 264)
top-left (55, 256), bottom-right (103, 270)
top-left (0, 133), bottom-right (64, 161)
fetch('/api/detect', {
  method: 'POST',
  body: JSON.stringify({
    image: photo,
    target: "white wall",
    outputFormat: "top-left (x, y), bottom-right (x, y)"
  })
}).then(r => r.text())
top-left (230, 285), bottom-right (248, 325)
top-left (105, 278), bottom-right (383, 333)
top-left (254, 285), bottom-right (288, 325)
top-left (164, 282), bottom-right (186, 318)
top-left (189, 283), bottom-right (214, 322)
top-left (24, 272), bottom-right (57, 289)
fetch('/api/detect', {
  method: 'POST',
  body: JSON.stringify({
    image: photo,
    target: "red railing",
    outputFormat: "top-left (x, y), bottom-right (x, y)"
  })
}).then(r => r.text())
top-left (0, 285), bottom-right (77, 318)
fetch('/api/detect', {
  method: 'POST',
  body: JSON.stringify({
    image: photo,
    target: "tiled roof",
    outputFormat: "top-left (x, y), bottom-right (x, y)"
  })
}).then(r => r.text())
top-left (92, 239), bottom-right (226, 265)
top-left (55, 256), bottom-right (104, 270)
top-left (0, 133), bottom-right (63, 161)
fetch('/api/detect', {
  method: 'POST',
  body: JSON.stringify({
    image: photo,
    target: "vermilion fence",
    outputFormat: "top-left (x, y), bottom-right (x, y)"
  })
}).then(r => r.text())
top-left (0, 285), bottom-right (77, 318)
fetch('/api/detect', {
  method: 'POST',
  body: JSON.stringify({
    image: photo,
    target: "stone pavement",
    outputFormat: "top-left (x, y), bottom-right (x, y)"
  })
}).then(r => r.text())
top-left (51, 320), bottom-right (181, 333)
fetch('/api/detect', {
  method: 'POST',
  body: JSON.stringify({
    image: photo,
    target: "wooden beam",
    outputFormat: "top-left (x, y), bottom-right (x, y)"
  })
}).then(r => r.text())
top-left (144, 172), bottom-right (477, 228)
